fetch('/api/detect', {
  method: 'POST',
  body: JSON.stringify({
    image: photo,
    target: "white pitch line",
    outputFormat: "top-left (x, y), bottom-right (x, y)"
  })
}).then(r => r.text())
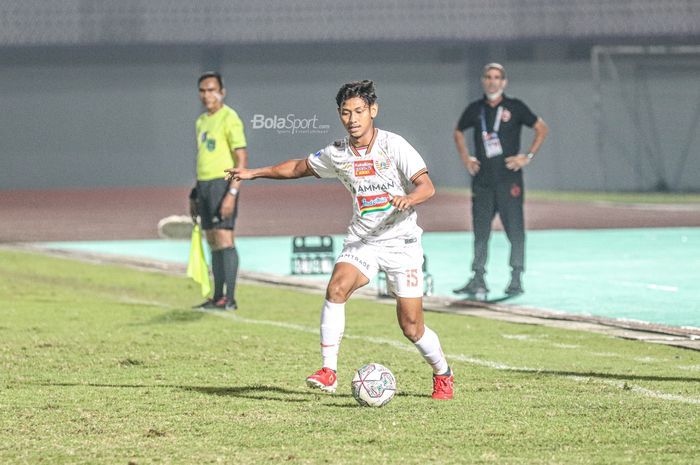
top-left (551, 275), bottom-right (680, 293)
top-left (645, 284), bottom-right (679, 292)
top-left (215, 312), bottom-right (700, 405)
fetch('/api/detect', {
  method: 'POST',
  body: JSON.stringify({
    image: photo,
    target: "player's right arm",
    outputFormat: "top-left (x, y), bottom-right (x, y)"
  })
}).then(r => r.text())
top-left (453, 129), bottom-right (480, 176)
top-left (454, 104), bottom-right (480, 176)
top-left (225, 158), bottom-right (313, 181)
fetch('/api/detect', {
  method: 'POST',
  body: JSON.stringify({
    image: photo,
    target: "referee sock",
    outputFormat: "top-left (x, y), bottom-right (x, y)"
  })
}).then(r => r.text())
top-left (222, 247), bottom-right (239, 303)
top-left (211, 250), bottom-right (225, 300)
top-left (414, 326), bottom-right (449, 375)
top-left (320, 300), bottom-right (345, 371)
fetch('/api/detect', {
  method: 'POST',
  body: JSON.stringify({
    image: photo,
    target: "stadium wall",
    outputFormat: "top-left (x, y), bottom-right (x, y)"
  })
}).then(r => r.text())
top-left (1, 43), bottom-right (698, 192)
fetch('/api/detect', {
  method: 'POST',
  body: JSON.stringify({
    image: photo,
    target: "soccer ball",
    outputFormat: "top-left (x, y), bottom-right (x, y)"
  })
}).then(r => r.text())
top-left (351, 363), bottom-right (396, 407)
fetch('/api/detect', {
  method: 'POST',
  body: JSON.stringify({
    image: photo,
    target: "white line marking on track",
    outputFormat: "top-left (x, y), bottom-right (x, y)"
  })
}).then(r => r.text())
top-left (646, 284), bottom-right (679, 292)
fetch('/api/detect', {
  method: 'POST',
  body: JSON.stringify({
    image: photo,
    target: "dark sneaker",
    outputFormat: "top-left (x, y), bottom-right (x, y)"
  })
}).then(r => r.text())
top-left (453, 274), bottom-right (489, 296)
top-left (225, 299), bottom-right (238, 311)
top-left (505, 274), bottom-right (524, 296)
top-left (192, 297), bottom-right (227, 309)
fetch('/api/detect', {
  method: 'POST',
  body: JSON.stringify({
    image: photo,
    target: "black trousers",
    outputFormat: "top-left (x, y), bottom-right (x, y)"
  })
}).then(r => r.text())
top-left (471, 181), bottom-right (525, 275)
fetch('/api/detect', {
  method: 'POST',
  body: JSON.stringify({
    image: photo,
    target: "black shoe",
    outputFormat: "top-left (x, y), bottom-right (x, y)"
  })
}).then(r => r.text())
top-left (225, 299), bottom-right (238, 311)
top-left (453, 274), bottom-right (489, 295)
top-left (505, 274), bottom-right (524, 296)
top-left (192, 297), bottom-right (227, 309)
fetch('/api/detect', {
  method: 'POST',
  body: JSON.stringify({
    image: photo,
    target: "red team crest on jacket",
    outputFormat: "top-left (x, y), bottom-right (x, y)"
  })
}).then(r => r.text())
top-left (510, 183), bottom-right (521, 197)
top-left (354, 160), bottom-right (376, 177)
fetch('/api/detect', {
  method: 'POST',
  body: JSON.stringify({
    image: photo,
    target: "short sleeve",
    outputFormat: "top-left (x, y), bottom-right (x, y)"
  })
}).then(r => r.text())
top-left (225, 110), bottom-right (247, 150)
top-left (306, 146), bottom-right (336, 179)
top-left (456, 103), bottom-right (478, 131)
top-left (515, 99), bottom-right (538, 127)
top-left (393, 136), bottom-right (428, 183)
top-left (195, 117), bottom-right (203, 143)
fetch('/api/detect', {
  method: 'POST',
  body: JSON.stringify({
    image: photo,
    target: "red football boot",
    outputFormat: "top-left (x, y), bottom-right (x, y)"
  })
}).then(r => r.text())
top-left (432, 370), bottom-right (454, 400)
top-left (306, 367), bottom-right (338, 393)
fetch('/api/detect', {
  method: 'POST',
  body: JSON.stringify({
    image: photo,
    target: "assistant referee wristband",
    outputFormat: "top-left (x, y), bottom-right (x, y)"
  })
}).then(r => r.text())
top-left (228, 187), bottom-right (239, 196)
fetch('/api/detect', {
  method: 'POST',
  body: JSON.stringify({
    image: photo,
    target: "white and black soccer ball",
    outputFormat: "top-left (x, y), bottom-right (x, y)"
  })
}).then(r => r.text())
top-left (351, 363), bottom-right (396, 407)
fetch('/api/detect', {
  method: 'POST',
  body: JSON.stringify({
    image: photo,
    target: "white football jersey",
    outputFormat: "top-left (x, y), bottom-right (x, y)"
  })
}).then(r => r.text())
top-left (306, 128), bottom-right (428, 246)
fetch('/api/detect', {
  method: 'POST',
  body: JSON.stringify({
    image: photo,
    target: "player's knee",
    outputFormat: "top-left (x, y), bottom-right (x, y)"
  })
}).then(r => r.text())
top-left (213, 232), bottom-right (233, 249)
top-left (325, 281), bottom-right (351, 303)
top-left (400, 320), bottom-right (422, 342)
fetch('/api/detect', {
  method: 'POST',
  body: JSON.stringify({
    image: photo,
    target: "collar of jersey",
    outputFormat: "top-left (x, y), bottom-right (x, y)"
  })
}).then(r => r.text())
top-left (350, 128), bottom-right (378, 157)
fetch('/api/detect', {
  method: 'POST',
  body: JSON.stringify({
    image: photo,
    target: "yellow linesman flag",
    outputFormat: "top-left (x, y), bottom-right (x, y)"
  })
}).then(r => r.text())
top-left (187, 224), bottom-right (211, 297)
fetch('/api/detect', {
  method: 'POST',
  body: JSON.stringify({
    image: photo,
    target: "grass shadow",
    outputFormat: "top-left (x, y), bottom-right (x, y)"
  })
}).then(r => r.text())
top-left (135, 309), bottom-right (205, 326)
top-left (37, 381), bottom-right (352, 403)
top-left (182, 384), bottom-right (316, 402)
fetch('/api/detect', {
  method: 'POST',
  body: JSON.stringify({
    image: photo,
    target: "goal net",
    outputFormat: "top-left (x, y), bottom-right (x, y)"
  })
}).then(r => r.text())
top-left (591, 45), bottom-right (700, 192)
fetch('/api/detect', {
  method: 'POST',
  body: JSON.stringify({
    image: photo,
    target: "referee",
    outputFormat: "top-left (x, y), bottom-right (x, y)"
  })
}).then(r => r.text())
top-left (190, 72), bottom-right (248, 310)
top-left (453, 63), bottom-right (548, 297)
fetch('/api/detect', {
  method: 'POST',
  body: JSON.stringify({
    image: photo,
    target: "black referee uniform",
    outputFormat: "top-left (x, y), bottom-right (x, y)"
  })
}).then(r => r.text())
top-left (456, 94), bottom-right (538, 290)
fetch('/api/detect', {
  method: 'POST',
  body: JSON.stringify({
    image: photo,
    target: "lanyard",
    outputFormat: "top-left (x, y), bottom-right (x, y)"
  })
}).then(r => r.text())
top-left (480, 105), bottom-right (503, 135)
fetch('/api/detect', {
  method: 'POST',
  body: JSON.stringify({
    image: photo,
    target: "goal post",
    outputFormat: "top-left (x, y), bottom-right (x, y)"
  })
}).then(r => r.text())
top-left (591, 45), bottom-right (700, 192)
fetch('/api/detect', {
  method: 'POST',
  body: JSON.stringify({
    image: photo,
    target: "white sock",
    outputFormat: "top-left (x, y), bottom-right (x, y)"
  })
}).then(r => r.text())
top-left (414, 325), bottom-right (449, 374)
top-left (320, 300), bottom-right (345, 371)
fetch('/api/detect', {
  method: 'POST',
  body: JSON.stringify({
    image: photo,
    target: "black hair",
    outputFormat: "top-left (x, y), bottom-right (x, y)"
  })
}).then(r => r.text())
top-left (198, 71), bottom-right (224, 90)
top-left (335, 80), bottom-right (377, 108)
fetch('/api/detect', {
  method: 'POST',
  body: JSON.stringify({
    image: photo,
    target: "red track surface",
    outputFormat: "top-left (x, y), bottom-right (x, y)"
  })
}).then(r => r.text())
top-left (1, 185), bottom-right (699, 242)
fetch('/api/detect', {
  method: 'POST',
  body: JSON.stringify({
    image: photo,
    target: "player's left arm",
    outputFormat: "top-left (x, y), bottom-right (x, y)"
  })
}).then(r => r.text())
top-left (391, 172), bottom-right (435, 212)
top-left (505, 117), bottom-right (549, 171)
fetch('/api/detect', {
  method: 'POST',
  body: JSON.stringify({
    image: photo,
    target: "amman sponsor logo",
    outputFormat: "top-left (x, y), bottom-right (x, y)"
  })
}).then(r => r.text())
top-left (250, 113), bottom-right (330, 135)
top-left (357, 181), bottom-right (395, 193)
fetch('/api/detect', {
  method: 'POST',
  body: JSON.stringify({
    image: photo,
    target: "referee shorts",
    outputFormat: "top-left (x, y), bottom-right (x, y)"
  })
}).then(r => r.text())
top-left (196, 178), bottom-right (239, 230)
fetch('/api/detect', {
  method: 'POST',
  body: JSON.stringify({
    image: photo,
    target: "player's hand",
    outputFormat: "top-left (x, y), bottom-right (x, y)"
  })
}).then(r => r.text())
top-left (220, 194), bottom-right (235, 219)
top-left (505, 154), bottom-right (530, 171)
top-left (189, 199), bottom-right (198, 223)
top-left (466, 157), bottom-right (481, 176)
top-left (391, 195), bottom-right (413, 211)
top-left (225, 167), bottom-right (254, 181)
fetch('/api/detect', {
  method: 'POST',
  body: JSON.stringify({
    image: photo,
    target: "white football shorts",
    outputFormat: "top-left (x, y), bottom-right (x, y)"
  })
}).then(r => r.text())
top-left (336, 239), bottom-right (424, 298)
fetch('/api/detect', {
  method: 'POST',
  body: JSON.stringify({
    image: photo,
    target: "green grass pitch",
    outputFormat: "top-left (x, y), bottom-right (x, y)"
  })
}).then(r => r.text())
top-left (1, 249), bottom-right (699, 464)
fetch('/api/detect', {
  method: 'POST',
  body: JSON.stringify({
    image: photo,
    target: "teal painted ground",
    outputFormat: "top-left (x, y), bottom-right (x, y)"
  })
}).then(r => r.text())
top-left (41, 227), bottom-right (700, 328)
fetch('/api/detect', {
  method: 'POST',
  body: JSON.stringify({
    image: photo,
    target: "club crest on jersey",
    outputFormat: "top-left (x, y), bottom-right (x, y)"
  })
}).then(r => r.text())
top-left (501, 109), bottom-right (512, 122)
top-left (354, 160), bottom-right (376, 177)
top-left (374, 153), bottom-right (392, 172)
top-left (206, 139), bottom-right (216, 151)
top-left (357, 193), bottom-right (392, 216)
